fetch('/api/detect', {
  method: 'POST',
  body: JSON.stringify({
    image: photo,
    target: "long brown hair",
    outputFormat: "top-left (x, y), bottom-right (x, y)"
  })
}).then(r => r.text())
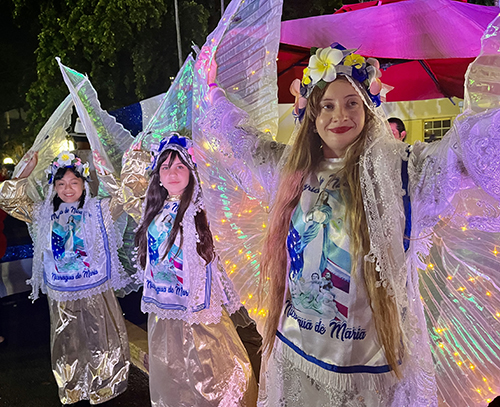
top-left (135, 149), bottom-right (215, 268)
top-left (260, 77), bottom-right (403, 377)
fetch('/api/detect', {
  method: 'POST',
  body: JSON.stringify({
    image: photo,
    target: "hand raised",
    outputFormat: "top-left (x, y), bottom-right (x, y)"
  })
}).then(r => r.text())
top-left (17, 151), bottom-right (38, 179)
top-left (92, 151), bottom-right (113, 176)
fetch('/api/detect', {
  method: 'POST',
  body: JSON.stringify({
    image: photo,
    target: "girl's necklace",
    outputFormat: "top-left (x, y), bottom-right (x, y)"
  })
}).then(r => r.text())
top-left (166, 194), bottom-right (182, 202)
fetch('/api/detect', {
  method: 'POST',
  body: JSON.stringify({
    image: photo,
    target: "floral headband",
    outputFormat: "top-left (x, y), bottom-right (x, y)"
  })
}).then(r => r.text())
top-left (46, 151), bottom-right (91, 184)
top-left (291, 43), bottom-right (388, 122)
top-left (150, 133), bottom-right (196, 171)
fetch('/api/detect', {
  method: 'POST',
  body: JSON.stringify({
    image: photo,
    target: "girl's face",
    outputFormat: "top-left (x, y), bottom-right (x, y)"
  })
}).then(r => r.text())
top-left (315, 79), bottom-right (366, 158)
top-left (55, 171), bottom-right (84, 203)
top-left (159, 155), bottom-right (190, 196)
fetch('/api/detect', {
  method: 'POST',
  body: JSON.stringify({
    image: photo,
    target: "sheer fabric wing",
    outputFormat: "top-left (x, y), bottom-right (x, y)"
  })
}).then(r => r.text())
top-left (126, 55), bottom-right (194, 157)
top-left (57, 58), bottom-right (134, 175)
top-left (13, 95), bottom-right (74, 202)
top-left (58, 59), bottom-right (141, 294)
top-left (212, 0), bottom-right (281, 137)
top-left (421, 191), bottom-right (500, 406)
top-left (192, 0), bottom-right (283, 331)
top-left (420, 16), bottom-right (500, 406)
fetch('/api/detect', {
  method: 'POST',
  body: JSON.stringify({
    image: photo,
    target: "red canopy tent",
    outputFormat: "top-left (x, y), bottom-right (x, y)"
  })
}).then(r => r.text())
top-left (278, 0), bottom-right (499, 103)
top-left (335, 0), bottom-right (431, 13)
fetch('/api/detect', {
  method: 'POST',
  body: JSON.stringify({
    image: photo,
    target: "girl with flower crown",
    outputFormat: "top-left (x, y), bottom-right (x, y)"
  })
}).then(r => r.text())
top-left (257, 48), bottom-right (414, 406)
top-left (197, 19), bottom-right (500, 404)
top-left (122, 133), bottom-right (258, 406)
top-left (0, 150), bottom-right (132, 404)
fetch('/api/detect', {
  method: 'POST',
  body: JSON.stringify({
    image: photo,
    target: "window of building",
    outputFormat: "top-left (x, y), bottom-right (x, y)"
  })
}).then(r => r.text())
top-left (424, 118), bottom-right (452, 143)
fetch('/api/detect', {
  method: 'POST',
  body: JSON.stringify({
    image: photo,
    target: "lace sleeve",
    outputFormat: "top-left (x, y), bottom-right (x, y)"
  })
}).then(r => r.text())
top-left (409, 108), bottom-right (500, 230)
top-left (121, 150), bottom-right (150, 224)
top-left (409, 127), bottom-right (465, 230)
top-left (0, 178), bottom-right (34, 223)
top-left (200, 87), bottom-right (285, 200)
top-left (456, 108), bottom-right (500, 201)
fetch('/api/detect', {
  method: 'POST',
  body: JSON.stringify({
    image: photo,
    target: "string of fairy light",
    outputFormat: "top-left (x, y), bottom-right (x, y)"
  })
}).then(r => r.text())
top-left (197, 138), bottom-right (269, 321)
top-left (214, 184), bottom-right (268, 319)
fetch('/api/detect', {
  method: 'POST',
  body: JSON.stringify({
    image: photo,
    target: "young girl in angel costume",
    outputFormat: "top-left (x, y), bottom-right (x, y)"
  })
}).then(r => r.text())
top-left (123, 133), bottom-right (258, 406)
top-left (0, 151), bottom-right (131, 404)
top-left (200, 26), bottom-right (500, 404)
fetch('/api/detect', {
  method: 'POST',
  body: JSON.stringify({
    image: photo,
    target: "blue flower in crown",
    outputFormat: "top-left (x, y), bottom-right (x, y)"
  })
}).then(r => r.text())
top-left (45, 151), bottom-right (91, 184)
top-left (150, 132), bottom-right (196, 171)
top-left (160, 133), bottom-right (188, 150)
top-left (292, 42), bottom-right (387, 122)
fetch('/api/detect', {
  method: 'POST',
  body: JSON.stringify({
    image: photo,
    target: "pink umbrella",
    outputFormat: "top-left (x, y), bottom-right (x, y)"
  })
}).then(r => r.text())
top-left (278, 0), bottom-right (499, 102)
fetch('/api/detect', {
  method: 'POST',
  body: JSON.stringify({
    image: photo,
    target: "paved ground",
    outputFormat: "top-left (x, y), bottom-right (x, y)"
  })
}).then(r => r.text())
top-left (0, 291), bottom-right (150, 407)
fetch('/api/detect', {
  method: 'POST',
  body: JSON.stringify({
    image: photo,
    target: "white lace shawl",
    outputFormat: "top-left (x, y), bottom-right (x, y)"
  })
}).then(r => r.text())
top-left (28, 185), bottom-right (132, 301)
top-left (134, 181), bottom-right (242, 325)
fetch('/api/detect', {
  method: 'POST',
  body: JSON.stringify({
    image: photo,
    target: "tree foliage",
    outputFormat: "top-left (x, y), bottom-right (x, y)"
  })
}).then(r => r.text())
top-left (283, 0), bottom-right (342, 20)
top-left (10, 0), bottom-right (213, 135)
top-left (3, 0), bottom-right (497, 147)
top-left (0, 0), bottom-right (38, 161)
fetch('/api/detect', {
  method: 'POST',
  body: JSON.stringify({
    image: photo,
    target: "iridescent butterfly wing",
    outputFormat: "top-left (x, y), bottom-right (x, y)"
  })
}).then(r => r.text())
top-left (57, 58), bottom-right (134, 179)
top-left (125, 55), bottom-right (194, 157)
top-left (58, 59), bottom-right (141, 294)
top-left (420, 16), bottom-right (500, 406)
top-left (192, 0), bottom-right (283, 331)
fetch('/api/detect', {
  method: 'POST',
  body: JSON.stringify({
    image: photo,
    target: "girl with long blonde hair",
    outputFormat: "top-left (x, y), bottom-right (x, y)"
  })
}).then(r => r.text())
top-left (197, 3), bottom-right (500, 402)
top-left (260, 70), bottom-right (409, 402)
top-left (204, 44), bottom-right (414, 404)
top-left (259, 51), bottom-right (411, 402)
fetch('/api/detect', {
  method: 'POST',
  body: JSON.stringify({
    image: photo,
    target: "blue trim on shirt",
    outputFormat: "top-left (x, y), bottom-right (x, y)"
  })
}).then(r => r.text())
top-left (401, 147), bottom-right (412, 252)
top-left (276, 330), bottom-right (392, 374)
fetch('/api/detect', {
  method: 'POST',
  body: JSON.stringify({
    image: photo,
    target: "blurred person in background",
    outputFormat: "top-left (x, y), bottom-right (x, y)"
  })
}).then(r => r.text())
top-left (388, 117), bottom-right (407, 141)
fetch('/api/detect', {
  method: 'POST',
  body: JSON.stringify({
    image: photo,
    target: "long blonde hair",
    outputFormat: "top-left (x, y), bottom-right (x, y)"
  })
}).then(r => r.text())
top-left (260, 77), bottom-right (403, 378)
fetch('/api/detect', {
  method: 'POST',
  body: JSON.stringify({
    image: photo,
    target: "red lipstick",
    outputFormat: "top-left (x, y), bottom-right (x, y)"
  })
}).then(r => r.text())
top-left (330, 126), bottom-right (353, 134)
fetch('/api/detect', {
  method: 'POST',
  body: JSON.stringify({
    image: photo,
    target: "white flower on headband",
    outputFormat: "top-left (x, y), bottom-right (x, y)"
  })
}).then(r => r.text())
top-left (308, 47), bottom-right (344, 85)
top-left (47, 151), bottom-right (90, 184)
top-left (58, 152), bottom-right (75, 167)
top-left (296, 43), bottom-right (389, 111)
top-left (82, 162), bottom-right (91, 178)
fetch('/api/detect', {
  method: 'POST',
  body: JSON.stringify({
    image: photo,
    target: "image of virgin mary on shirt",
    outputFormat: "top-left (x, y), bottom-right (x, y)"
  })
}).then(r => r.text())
top-left (147, 202), bottom-right (185, 286)
top-left (287, 185), bottom-right (351, 321)
top-left (51, 213), bottom-right (88, 272)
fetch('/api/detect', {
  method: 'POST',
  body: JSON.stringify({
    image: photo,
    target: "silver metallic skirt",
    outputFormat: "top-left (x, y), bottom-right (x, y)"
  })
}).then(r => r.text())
top-left (148, 309), bottom-right (258, 407)
top-left (48, 289), bottom-right (130, 404)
